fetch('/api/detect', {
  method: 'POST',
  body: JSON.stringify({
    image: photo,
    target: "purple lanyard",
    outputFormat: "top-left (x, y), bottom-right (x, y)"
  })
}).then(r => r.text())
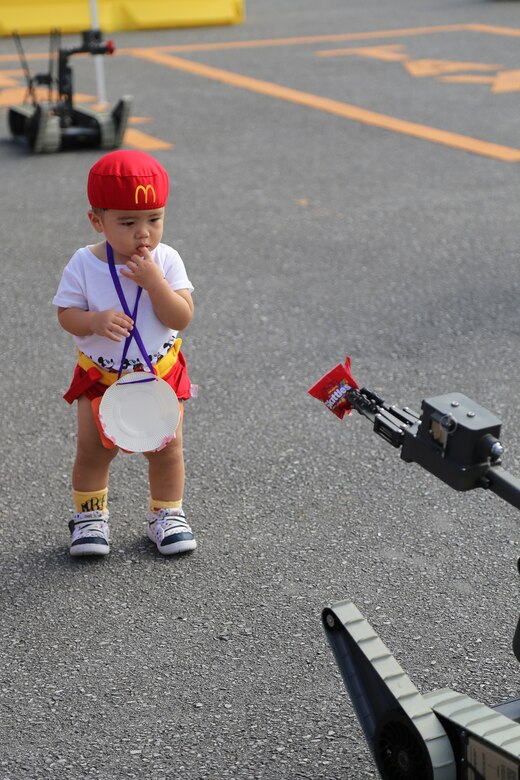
top-left (106, 241), bottom-right (156, 380)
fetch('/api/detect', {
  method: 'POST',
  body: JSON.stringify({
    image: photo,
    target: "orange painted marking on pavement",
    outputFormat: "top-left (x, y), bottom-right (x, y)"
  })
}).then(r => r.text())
top-left (0, 69), bottom-right (26, 87)
top-left (492, 69), bottom-right (520, 94)
top-left (404, 59), bottom-right (500, 77)
top-left (0, 52), bottom-right (53, 64)
top-left (316, 44), bottom-right (409, 61)
top-left (123, 127), bottom-right (172, 150)
top-left (119, 25), bottom-right (471, 55)
top-left (0, 87), bottom-right (94, 107)
top-left (128, 49), bottom-right (520, 162)
top-left (440, 75), bottom-right (495, 85)
top-left (0, 50), bottom-right (96, 64)
top-left (128, 116), bottom-right (153, 124)
top-left (466, 24), bottom-right (520, 38)
top-left (0, 88), bottom-right (27, 106)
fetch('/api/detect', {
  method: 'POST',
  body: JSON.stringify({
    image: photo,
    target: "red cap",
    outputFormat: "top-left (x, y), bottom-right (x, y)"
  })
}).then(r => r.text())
top-left (87, 150), bottom-right (169, 210)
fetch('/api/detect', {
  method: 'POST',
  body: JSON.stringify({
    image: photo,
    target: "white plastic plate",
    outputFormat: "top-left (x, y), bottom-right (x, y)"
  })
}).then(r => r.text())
top-left (99, 372), bottom-right (180, 453)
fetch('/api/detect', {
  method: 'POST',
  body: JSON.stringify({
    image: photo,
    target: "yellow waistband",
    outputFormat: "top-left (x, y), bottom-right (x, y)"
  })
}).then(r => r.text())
top-left (77, 338), bottom-right (182, 386)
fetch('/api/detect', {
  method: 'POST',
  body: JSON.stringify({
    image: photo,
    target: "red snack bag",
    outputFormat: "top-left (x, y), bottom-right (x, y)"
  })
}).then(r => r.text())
top-left (308, 356), bottom-right (359, 419)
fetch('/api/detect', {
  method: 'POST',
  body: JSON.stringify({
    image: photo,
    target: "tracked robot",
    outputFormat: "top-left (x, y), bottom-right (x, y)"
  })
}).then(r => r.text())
top-left (310, 365), bottom-right (520, 779)
top-left (8, 28), bottom-right (132, 153)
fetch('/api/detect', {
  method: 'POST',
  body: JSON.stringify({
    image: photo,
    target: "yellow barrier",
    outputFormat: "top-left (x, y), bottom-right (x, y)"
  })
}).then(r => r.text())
top-left (0, 0), bottom-right (244, 36)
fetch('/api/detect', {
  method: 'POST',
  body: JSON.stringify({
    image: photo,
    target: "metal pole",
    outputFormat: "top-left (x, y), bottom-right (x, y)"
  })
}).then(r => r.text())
top-left (483, 465), bottom-right (520, 512)
top-left (89, 0), bottom-right (108, 106)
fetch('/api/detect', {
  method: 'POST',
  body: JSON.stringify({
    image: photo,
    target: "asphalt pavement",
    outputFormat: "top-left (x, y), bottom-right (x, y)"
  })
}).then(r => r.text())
top-left (1, 0), bottom-right (520, 778)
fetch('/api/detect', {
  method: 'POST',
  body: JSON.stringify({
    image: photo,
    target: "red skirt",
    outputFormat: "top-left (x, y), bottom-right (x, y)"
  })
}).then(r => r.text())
top-left (64, 350), bottom-right (192, 404)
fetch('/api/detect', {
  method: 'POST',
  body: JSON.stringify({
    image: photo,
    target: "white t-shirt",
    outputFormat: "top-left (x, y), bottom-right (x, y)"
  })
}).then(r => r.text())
top-left (53, 243), bottom-right (193, 372)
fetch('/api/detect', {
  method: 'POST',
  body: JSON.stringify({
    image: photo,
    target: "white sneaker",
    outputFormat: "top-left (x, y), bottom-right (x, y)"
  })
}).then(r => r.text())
top-left (147, 508), bottom-right (196, 555)
top-left (69, 510), bottom-right (110, 556)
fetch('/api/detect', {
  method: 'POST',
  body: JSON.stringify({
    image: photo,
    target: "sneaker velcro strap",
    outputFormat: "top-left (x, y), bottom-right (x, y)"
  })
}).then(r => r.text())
top-left (69, 512), bottom-right (109, 533)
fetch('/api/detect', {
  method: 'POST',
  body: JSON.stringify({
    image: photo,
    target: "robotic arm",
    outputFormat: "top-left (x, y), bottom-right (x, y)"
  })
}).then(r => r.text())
top-left (347, 386), bottom-right (520, 508)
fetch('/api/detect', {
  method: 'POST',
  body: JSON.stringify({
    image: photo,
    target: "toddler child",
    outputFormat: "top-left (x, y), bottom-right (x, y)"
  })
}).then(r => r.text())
top-left (53, 149), bottom-right (196, 557)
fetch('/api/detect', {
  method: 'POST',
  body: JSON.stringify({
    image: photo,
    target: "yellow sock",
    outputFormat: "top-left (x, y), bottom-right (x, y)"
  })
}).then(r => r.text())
top-left (150, 498), bottom-right (182, 513)
top-left (73, 488), bottom-right (108, 514)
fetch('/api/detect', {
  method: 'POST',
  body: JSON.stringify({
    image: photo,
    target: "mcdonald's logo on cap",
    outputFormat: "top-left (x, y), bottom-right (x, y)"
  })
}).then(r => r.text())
top-left (135, 183), bottom-right (157, 205)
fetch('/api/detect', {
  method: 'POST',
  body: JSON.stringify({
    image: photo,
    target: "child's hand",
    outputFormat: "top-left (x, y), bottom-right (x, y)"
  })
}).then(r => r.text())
top-left (120, 248), bottom-right (165, 292)
top-left (90, 309), bottom-right (133, 342)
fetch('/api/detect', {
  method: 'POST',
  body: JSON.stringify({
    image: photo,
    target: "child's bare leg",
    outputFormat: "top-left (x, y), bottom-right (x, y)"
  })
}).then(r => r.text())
top-left (144, 418), bottom-right (184, 503)
top-left (73, 395), bottom-right (119, 492)
top-left (144, 416), bottom-right (196, 555)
